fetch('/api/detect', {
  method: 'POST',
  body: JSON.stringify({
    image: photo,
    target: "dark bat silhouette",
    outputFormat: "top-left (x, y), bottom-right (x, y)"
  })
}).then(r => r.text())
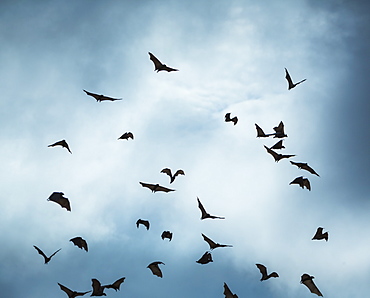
top-left (255, 124), bottom-right (273, 138)
top-left (147, 261), bottom-right (165, 278)
top-left (223, 282), bottom-right (238, 298)
top-left (103, 277), bottom-right (126, 291)
top-left (285, 68), bottom-right (306, 90)
top-left (83, 89), bottom-right (122, 102)
top-left (272, 121), bottom-right (287, 138)
top-left (290, 161), bottom-right (320, 176)
top-left (312, 227), bottom-right (328, 241)
top-left (118, 132), bottom-right (134, 140)
top-left (196, 251), bottom-right (213, 264)
top-left (33, 245), bottom-right (61, 264)
top-left (256, 264), bottom-right (279, 281)
top-left (160, 168), bottom-right (185, 183)
top-left (136, 219), bottom-right (150, 230)
top-left (201, 233), bottom-right (232, 250)
top-left (301, 274), bottom-right (323, 296)
top-left (161, 231), bottom-right (173, 241)
top-left (289, 176), bottom-right (311, 191)
top-left (139, 182), bottom-right (175, 193)
top-left (225, 113), bottom-right (238, 125)
top-left (264, 145), bottom-right (295, 162)
top-left (91, 279), bottom-right (106, 296)
top-left (47, 192), bottom-right (71, 211)
top-left (270, 140), bottom-right (285, 150)
top-left (148, 52), bottom-right (178, 72)
top-left (58, 283), bottom-right (91, 298)
top-left (48, 139), bottom-right (72, 154)
top-left (70, 237), bottom-right (88, 252)
top-left (197, 197), bottom-right (225, 220)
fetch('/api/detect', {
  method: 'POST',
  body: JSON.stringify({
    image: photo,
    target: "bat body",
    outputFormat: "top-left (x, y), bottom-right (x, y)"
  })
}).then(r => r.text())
top-left (197, 197), bottom-right (225, 220)
top-left (160, 168), bottom-right (185, 184)
top-left (196, 251), bottom-right (213, 264)
top-left (301, 274), bottom-right (323, 296)
top-left (83, 89), bottom-right (122, 102)
top-left (264, 145), bottom-right (295, 162)
top-left (285, 68), bottom-right (306, 90)
top-left (201, 233), bottom-right (232, 250)
top-left (161, 231), bottom-right (173, 241)
top-left (149, 52), bottom-right (178, 72)
top-left (91, 279), bottom-right (106, 296)
top-left (225, 113), bottom-right (238, 125)
top-left (312, 227), bottom-right (328, 241)
top-left (47, 192), bottom-right (71, 211)
top-left (290, 161), bottom-right (320, 176)
top-left (255, 124), bottom-right (273, 138)
top-left (34, 245), bottom-right (61, 264)
top-left (147, 261), bottom-right (165, 278)
top-left (289, 176), bottom-right (311, 191)
top-left (118, 132), bottom-right (134, 140)
top-left (272, 121), bottom-right (287, 138)
top-left (70, 237), bottom-right (88, 252)
top-left (256, 264), bottom-right (279, 281)
top-left (48, 139), bottom-right (72, 154)
top-left (139, 182), bottom-right (175, 193)
top-left (136, 219), bottom-right (150, 230)
top-left (270, 140), bottom-right (285, 150)
top-left (58, 283), bottom-right (91, 298)
top-left (103, 277), bottom-right (125, 291)
top-left (223, 282), bottom-right (238, 298)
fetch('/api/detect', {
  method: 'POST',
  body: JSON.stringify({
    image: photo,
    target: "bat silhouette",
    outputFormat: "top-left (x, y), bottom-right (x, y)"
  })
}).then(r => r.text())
top-left (196, 251), bottom-right (213, 264)
top-left (264, 145), bottom-right (295, 162)
top-left (118, 132), bottom-right (134, 140)
top-left (83, 89), bottom-right (122, 102)
top-left (197, 197), bottom-right (225, 220)
top-left (255, 124), bottom-right (273, 138)
top-left (290, 161), bottom-right (320, 176)
top-left (70, 237), bottom-right (88, 252)
top-left (139, 182), bottom-right (175, 193)
top-left (272, 121), bottom-right (287, 138)
top-left (58, 283), bottom-right (91, 298)
top-left (161, 231), bottom-right (173, 241)
top-left (47, 192), bottom-right (71, 211)
top-left (103, 277), bottom-right (126, 291)
top-left (202, 233), bottom-right (232, 250)
top-left (48, 139), bottom-right (72, 154)
top-left (285, 68), bottom-right (306, 90)
top-left (225, 113), bottom-right (238, 125)
top-left (147, 261), bottom-right (165, 278)
top-left (312, 227), bottom-right (328, 241)
top-left (91, 279), bottom-right (106, 296)
top-left (223, 282), bottom-right (238, 298)
top-left (289, 176), bottom-right (311, 191)
top-left (33, 245), bottom-right (61, 264)
top-left (270, 140), bottom-right (285, 150)
top-left (301, 274), bottom-right (323, 296)
top-left (160, 168), bottom-right (185, 184)
top-left (256, 264), bottom-right (279, 281)
top-left (148, 52), bottom-right (178, 72)
top-left (136, 219), bottom-right (150, 230)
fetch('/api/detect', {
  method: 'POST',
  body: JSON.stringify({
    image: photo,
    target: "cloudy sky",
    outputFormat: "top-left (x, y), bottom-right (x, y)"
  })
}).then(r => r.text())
top-left (0, 0), bottom-right (369, 297)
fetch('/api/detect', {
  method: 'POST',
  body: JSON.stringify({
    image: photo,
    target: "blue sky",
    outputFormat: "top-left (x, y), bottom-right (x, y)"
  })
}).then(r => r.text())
top-left (0, 0), bottom-right (369, 297)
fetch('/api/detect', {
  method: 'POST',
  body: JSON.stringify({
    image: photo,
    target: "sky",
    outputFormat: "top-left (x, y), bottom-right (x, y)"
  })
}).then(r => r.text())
top-left (0, 0), bottom-right (369, 297)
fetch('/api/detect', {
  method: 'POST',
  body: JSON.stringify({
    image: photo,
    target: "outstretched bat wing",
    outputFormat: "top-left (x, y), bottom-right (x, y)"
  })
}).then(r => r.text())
top-left (256, 264), bottom-right (268, 279)
top-left (148, 52), bottom-right (163, 70)
top-left (104, 277), bottom-right (125, 291)
top-left (301, 274), bottom-right (323, 296)
top-left (33, 245), bottom-right (48, 262)
top-left (83, 89), bottom-right (121, 102)
top-left (196, 251), bottom-right (213, 264)
top-left (147, 261), bottom-right (165, 278)
top-left (264, 145), bottom-right (279, 162)
top-left (173, 169), bottom-right (185, 179)
top-left (255, 124), bottom-right (269, 138)
top-left (223, 282), bottom-right (238, 298)
top-left (70, 237), bottom-right (88, 252)
top-left (47, 192), bottom-right (71, 211)
top-left (285, 68), bottom-right (294, 89)
top-left (270, 140), bottom-right (285, 150)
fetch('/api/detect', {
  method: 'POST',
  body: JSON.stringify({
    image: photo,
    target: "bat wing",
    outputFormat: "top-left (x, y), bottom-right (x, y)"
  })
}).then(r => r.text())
top-left (172, 169), bottom-right (185, 182)
top-left (285, 68), bottom-right (294, 89)
top-left (91, 279), bottom-right (106, 296)
top-left (163, 65), bottom-right (179, 72)
top-left (155, 185), bottom-right (175, 192)
top-left (104, 277), bottom-right (125, 291)
top-left (196, 251), bottom-right (213, 264)
top-left (303, 178), bottom-right (311, 190)
top-left (223, 282), bottom-right (238, 298)
top-left (148, 52), bottom-right (163, 70)
top-left (99, 95), bottom-right (122, 101)
top-left (270, 140), bottom-right (285, 150)
top-left (264, 145), bottom-right (279, 162)
top-left (160, 168), bottom-right (172, 178)
top-left (225, 113), bottom-right (231, 122)
top-left (147, 261), bottom-right (164, 278)
top-left (33, 245), bottom-right (48, 262)
top-left (47, 192), bottom-right (71, 211)
top-left (273, 121), bottom-right (284, 133)
top-left (301, 274), bottom-right (323, 296)
top-left (197, 197), bottom-right (208, 219)
top-left (58, 283), bottom-right (74, 297)
top-left (139, 182), bottom-right (156, 192)
top-left (256, 264), bottom-right (268, 279)
top-left (83, 89), bottom-right (99, 99)
top-left (301, 163), bottom-right (320, 176)
top-left (70, 237), bottom-right (88, 252)
top-left (255, 124), bottom-right (269, 138)
top-left (49, 248), bottom-right (61, 260)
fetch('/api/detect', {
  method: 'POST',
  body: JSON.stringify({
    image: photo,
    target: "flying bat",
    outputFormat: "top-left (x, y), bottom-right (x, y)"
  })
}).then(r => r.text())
top-left (83, 89), bottom-right (122, 102)
top-left (147, 261), bottom-right (165, 278)
top-left (118, 132), bottom-right (134, 140)
top-left (47, 192), bottom-right (71, 211)
top-left (48, 139), bottom-right (72, 154)
top-left (139, 182), bottom-right (175, 193)
top-left (148, 52), bottom-right (178, 72)
top-left (255, 124), bottom-right (273, 138)
top-left (312, 227), bottom-right (328, 241)
top-left (223, 282), bottom-right (238, 298)
top-left (33, 245), bottom-right (61, 264)
top-left (201, 233), bottom-right (232, 250)
top-left (270, 140), bottom-right (285, 150)
top-left (91, 279), bottom-right (106, 296)
top-left (197, 197), bottom-right (225, 220)
top-left (301, 274), bottom-right (323, 296)
top-left (225, 113), bottom-right (238, 125)
top-left (196, 251), bottom-right (213, 264)
top-left (256, 264), bottom-right (279, 281)
top-left (264, 145), bottom-right (295, 162)
top-left (285, 68), bottom-right (306, 90)
top-left (57, 283), bottom-right (91, 298)
top-left (289, 176), bottom-right (311, 191)
top-left (70, 237), bottom-right (88, 252)
top-left (161, 231), bottom-right (173, 241)
top-left (160, 168), bottom-right (185, 184)
top-left (136, 219), bottom-right (150, 230)
top-left (103, 277), bottom-right (126, 291)
top-left (272, 121), bottom-right (287, 138)
top-left (290, 161), bottom-right (320, 176)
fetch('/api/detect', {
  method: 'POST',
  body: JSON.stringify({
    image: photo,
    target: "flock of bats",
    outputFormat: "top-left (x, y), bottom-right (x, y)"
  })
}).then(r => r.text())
top-left (39, 53), bottom-right (325, 297)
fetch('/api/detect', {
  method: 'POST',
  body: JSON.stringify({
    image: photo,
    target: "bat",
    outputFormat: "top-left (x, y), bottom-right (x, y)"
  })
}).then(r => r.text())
top-left (91, 279), bottom-right (106, 296)
top-left (118, 132), bottom-right (134, 140)
top-left (48, 139), bottom-right (72, 154)
top-left (201, 233), bottom-right (232, 250)
top-left (196, 251), bottom-right (213, 264)
top-left (290, 161), bottom-right (320, 176)
top-left (136, 219), bottom-right (150, 230)
top-left (83, 89), bottom-right (122, 102)
top-left (223, 282), bottom-right (238, 298)
top-left (270, 140), bottom-right (285, 150)
top-left (148, 52), bottom-right (178, 72)
top-left (285, 68), bottom-right (306, 90)
top-left (147, 261), bottom-right (165, 278)
top-left (312, 227), bottom-right (328, 241)
top-left (301, 274), bottom-right (323, 296)
top-left (47, 192), bottom-right (71, 211)
top-left (197, 197), bottom-right (225, 220)
top-left (289, 176), bottom-right (311, 191)
top-left (70, 237), bottom-right (88, 252)
top-left (139, 182), bottom-right (175, 193)
top-left (161, 231), bottom-right (173, 241)
top-left (256, 264), bottom-right (279, 281)
top-left (33, 245), bottom-right (61, 264)
top-left (264, 145), bottom-right (295, 162)
top-left (272, 121), bottom-right (287, 138)
top-left (225, 113), bottom-right (238, 125)
top-left (103, 277), bottom-right (126, 291)
top-left (255, 124), bottom-right (273, 138)
top-left (57, 283), bottom-right (91, 298)
top-left (160, 168), bottom-right (185, 184)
